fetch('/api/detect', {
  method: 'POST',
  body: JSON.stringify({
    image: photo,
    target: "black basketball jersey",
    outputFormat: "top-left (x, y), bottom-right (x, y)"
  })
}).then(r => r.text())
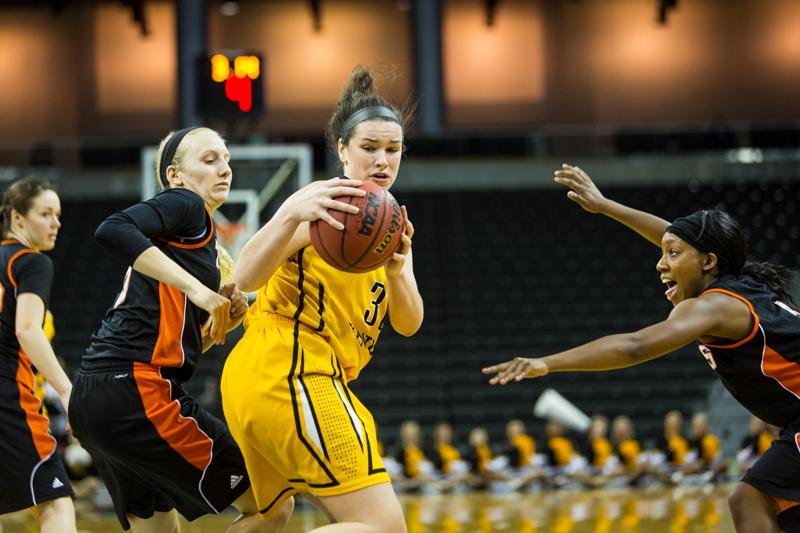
top-left (698, 275), bottom-right (800, 428)
top-left (84, 189), bottom-right (220, 383)
top-left (0, 240), bottom-right (53, 383)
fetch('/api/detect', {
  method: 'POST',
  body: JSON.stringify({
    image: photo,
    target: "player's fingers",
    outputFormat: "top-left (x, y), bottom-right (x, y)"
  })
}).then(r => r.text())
top-left (326, 199), bottom-right (359, 214)
top-left (213, 300), bottom-right (231, 343)
top-left (320, 211), bottom-right (345, 231)
top-left (331, 185), bottom-right (367, 197)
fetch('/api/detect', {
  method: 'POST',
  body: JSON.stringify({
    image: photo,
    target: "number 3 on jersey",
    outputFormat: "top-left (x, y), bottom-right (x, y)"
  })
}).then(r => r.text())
top-left (364, 281), bottom-right (386, 327)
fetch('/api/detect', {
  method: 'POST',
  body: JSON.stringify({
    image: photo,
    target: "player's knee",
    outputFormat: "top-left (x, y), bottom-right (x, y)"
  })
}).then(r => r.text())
top-left (376, 505), bottom-right (407, 533)
top-left (38, 496), bottom-right (74, 519)
top-left (729, 483), bottom-right (751, 517)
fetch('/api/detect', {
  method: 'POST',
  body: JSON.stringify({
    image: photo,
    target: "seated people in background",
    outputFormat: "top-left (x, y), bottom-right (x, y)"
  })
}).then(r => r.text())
top-left (542, 420), bottom-right (588, 486)
top-left (575, 414), bottom-right (619, 487)
top-left (610, 415), bottom-right (649, 485)
top-left (652, 410), bottom-right (690, 482)
top-left (430, 421), bottom-right (470, 487)
top-left (737, 415), bottom-right (778, 473)
top-left (504, 419), bottom-right (537, 470)
top-left (465, 427), bottom-right (514, 489)
top-left (395, 420), bottom-right (436, 492)
top-left (682, 412), bottom-right (729, 482)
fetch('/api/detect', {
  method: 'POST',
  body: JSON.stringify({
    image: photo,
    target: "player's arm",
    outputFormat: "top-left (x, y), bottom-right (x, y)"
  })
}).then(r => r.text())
top-left (483, 293), bottom-right (744, 384)
top-left (235, 178), bottom-right (365, 292)
top-left (554, 164), bottom-right (669, 247)
top-left (95, 190), bottom-right (231, 344)
top-left (16, 294), bottom-right (71, 401)
top-left (386, 206), bottom-right (423, 336)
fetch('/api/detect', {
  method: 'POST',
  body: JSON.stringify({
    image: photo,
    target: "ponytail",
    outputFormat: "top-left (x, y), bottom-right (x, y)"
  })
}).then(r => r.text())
top-left (741, 261), bottom-right (797, 307)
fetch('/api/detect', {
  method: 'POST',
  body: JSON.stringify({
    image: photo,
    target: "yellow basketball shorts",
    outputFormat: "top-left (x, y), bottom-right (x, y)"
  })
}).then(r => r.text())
top-left (221, 313), bottom-right (390, 520)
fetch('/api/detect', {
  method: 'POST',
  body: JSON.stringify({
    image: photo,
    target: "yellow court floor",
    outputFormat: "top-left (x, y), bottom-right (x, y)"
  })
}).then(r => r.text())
top-left (0, 485), bottom-right (735, 532)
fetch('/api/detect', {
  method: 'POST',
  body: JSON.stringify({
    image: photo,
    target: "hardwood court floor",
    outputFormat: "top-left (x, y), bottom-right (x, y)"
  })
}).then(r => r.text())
top-left (0, 485), bottom-right (735, 532)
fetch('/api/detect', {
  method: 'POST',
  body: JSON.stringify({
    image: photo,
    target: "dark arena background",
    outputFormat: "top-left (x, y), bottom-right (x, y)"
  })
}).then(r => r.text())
top-left (2, 1), bottom-right (800, 532)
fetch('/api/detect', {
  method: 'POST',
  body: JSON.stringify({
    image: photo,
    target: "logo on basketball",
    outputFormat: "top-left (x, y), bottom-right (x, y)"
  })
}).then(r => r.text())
top-left (357, 192), bottom-right (382, 236)
top-left (373, 234), bottom-right (393, 255)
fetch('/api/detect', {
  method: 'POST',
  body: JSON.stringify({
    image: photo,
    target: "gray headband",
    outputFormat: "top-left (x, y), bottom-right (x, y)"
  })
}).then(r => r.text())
top-left (342, 106), bottom-right (400, 139)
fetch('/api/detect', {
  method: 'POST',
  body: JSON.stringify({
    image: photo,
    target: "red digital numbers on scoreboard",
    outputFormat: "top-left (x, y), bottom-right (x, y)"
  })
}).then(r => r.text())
top-left (211, 54), bottom-right (260, 112)
top-left (197, 52), bottom-right (264, 117)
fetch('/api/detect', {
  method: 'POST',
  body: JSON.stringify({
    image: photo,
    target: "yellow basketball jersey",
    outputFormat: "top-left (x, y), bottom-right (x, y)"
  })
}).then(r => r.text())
top-left (247, 245), bottom-right (388, 381)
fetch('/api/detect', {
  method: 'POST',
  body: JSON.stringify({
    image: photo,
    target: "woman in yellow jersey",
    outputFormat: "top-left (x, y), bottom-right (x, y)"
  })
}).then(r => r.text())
top-left (221, 65), bottom-right (423, 532)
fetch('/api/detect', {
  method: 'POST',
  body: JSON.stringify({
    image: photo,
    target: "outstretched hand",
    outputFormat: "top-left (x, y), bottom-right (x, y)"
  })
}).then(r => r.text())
top-left (553, 164), bottom-right (606, 213)
top-left (482, 357), bottom-right (549, 385)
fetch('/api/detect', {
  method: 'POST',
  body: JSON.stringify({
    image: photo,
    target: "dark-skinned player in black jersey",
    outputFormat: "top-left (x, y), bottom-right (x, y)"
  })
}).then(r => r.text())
top-left (0, 178), bottom-right (76, 532)
top-left (484, 164), bottom-right (800, 533)
top-left (68, 127), bottom-right (283, 533)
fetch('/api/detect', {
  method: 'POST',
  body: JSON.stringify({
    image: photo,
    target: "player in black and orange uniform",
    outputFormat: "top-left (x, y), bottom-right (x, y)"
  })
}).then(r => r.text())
top-left (67, 128), bottom-right (272, 532)
top-left (485, 164), bottom-right (800, 532)
top-left (0, 178), bottom-right (76, 532)
top-left (221, 67), bottom-right (422, 532)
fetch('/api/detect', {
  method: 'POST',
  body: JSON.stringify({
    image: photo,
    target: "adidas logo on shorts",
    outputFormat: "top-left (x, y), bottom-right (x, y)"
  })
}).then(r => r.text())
top-left (230, 475), bottom-right (243, 490)
top-left (51, 477), bottom-right (64, 489)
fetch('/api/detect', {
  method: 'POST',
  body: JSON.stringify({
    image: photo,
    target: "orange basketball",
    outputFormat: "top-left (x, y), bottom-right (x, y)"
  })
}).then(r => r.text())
top-left (310, 181), bottom-right (404, 273)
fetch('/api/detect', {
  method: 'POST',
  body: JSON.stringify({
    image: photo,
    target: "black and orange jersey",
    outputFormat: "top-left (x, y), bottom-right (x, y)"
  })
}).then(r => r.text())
top-left (545, 435), bottom-right (576, 467)
top-left (698, 275), bottom-right (800, 428)
top-left (84, 189), bottom-right (219, 383)
top-left (689, 433), bottom-right (721, 465)
top-left (616, 438), bottom-right (643, 471)
top-left (0, 240), bottom-right (52, 385)
top-left (432, 443), bottom-right (462, 474)
top-left (586, 436), bottom-right (614, 469)
top-left (505, 434), bottom-right (536, 469)
top-left (655, 434), bottom-right (690, 467)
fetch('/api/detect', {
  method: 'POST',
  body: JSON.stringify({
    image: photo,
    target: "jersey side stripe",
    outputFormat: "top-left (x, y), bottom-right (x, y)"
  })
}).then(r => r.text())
top-left (132, 363), bottom-right (213, 471)
top-left (15, 350), bottom-right (55, 460)
top-left (761, 337), bottom-right (800, 400)
top-left (151, 283), bottom-right (187, 367)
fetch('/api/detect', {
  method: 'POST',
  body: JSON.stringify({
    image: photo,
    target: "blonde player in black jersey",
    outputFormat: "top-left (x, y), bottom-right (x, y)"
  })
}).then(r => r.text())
top-left (221, 66), bottom-right (423, 532)
top-left (485, 164), bottom-right (800, 533)
top-left (0, 178), bottom-right (76, 532)
top-left (69, 127), bottom-right (271, 532)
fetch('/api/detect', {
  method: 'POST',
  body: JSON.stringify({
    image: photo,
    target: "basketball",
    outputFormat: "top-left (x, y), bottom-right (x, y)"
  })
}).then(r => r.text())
top-left (310, 180), bottom-right (405, 273)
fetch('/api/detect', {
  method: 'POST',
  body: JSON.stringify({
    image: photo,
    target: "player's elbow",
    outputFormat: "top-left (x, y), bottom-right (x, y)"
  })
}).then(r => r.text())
top-left (15, 321), bottom-right (39, 343)
top-left (233, 270), bottom-right (261, 294)
top-left (392, 313), bottom-right (423, 337)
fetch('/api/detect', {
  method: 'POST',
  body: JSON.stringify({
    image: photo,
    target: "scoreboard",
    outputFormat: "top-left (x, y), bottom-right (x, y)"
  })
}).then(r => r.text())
top-left (196, 51), bottom-right (264, 117)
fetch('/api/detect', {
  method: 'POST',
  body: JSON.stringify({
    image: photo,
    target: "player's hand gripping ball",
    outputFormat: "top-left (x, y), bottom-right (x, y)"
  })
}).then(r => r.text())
top-left (310, 181), bottom-right (405, 273)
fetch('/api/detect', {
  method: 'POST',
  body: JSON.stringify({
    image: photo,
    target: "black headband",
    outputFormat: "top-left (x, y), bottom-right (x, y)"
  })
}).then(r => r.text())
top-left (666, 211), bottom-right (742, 275)
top-left (158, 127), bottom-right (199, 188)
top-left (341, 106), bottom-right (400, 139)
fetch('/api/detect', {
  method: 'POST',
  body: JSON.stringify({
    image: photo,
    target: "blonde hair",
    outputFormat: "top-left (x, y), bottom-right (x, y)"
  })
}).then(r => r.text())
top-left (217, 244), bottom-right (235, 289)
top-left (154, 127), bottom-right (220, 191)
